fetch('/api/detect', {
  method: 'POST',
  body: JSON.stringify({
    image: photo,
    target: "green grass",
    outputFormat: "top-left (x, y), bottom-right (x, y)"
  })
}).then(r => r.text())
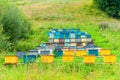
top-left (1, 0), bottom-right (120, 80)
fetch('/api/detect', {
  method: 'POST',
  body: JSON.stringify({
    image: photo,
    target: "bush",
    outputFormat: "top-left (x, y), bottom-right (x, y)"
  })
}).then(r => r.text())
top-left (0, 25), bottom-right (11, 52)
top-left (94, 0), bottom-right (120, 17)
top-left (1, 4), bottom-right (31, 42)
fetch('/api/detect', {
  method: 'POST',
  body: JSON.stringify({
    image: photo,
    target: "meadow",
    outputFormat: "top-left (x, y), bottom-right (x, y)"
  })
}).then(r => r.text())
top-left (0, 0), bottom-right (120, 80)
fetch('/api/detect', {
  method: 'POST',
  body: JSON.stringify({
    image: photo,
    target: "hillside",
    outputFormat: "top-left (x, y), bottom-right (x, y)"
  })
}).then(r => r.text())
top-left (0, 0), bottom-right (120, 80)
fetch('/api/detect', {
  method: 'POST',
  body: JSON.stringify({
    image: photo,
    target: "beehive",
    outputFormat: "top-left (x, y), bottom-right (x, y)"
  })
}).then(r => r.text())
top-left (70, 43), bottom-right (77, 46)
top-left (81, 38), bottom-right (87, 42)
top-left (83, 55), bottom-right (96, 64)
top-left (86, 38), bottom-right (92, 42)
top-left (82, 42), bottom-right (86, 46)
top-left (70, 39), bottom-right (76, 42)
top-left (5, 55), bottom-right (18, 64)
top-left (88, 49), bottom-right (98, 56)
top-left (54, 39), bottom-right (59, 43)
top-left (59, 39), bottom-right (64, 43)
top-left (63, 50), bottom-right (74, 55)
top-left (104, 55), bottom-right (116, 63)
top-left (16, 52), bottom-right (26, 58)
top-left (100, 49), bottom-right (110, 56)
top-left (23, 55), bottom-right (36, 63)
top-left (62, 55), bottom-right (74, 62)
top-left (49, 38), bottom-right (54, 43)
top-left (41, 55), bottom-right (54, 63)
top-left (76, 39), bottom-right (81, 42)
top-left (70, 33), bottom-right (76, 38)
top-left (76, 50), bottom-right (87, 57)
top-left (65, 39), bottom-right (70, 43)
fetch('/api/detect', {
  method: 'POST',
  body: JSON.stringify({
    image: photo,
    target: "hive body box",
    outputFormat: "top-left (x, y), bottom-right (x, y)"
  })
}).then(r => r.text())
top-left (83, 55), bottom-right (96, 64)
top-left (5, 55), bottom-right (18, 65)
top-left (41, 55), bottom-right (54, 63)
top-left (100, 49), bottom-right (110, 56)
top-left (16, 52), bottom-right (26, 58)
top-left (62, 55), bottom-right (74, 62)
top-left (63, 50), bottom-right (74, 55)
top-left (54, 49), bottom-right (63, 56)
top-left (40, 51), bottom-right (51, 55)
top-left (28, 50), bottom-right (38, 57)
top-left (88, 49), bottom-right (98, 56)
top-left (23, 55), bottom-right (36, 63)
top-left (76, 50), bottom-right (87, 57)
top-left (104, 55), bottom-right (116, 63)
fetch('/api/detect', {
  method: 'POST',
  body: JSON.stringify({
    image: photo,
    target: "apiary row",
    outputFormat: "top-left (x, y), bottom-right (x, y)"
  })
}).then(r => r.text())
top-left (48, 29), bottom-right (91, 39)
top-left (4, 54), bottom-right (116, 64)
top-left (4, 49), bottom-right (116, 64)
top-left (49, 38), bottom-right (92, 43)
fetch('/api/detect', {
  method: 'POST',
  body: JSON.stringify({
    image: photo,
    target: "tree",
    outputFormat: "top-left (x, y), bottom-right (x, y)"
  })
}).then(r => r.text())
top-left (94, 0), bottom-right (120, 17)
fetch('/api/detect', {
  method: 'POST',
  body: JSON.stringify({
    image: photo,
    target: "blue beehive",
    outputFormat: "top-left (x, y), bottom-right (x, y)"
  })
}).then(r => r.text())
top-left (40, 50), bottom-right (50, 55)
top-left (16, 52), bottom-right (26, 58)
top-left (55, 46), bottom-right (63, 50)
top-left (70, 33), bottom-right (76, 38)
top-left (54, 49), bottom-right (63, 56)
top-left (88, 49), bottom-right (98, 56)
top-left (49, 33), bottom-right (54, 38)
top-left (65, 32), bottom-right (69, 38)
top-left (60, 33), bottom-right (64, 38)
top-left (23, 55), bottom-right (36, 63)
top-left (86, 34), bottom-right (91, 38)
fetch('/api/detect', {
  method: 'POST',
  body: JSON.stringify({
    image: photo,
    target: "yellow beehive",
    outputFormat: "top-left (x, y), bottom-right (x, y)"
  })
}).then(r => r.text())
top-left (41, 55), bottom-right (54, 63)
top-left (104, 55), bottom-right (116, 63)
top-left (76, 50), bottom-right (87, 57)
top-left (54, 39), bottom-right (59, 43)
top-left (83, 55), bottom-right (96, 64)
top-left (100, 49), bottom-right (110, 56)
top-left (62, 55), bottom-right (74, 62)
top-left (5, 55), bottom-right (18, 64)
top-left (63, 50), bottom-right (74, 55)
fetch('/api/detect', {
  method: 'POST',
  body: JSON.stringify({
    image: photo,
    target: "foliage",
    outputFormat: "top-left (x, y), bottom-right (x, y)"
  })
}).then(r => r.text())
top-left (1, 4), bottom-right (31, 42)
top-left (94, 0), bottom-right (120, 17)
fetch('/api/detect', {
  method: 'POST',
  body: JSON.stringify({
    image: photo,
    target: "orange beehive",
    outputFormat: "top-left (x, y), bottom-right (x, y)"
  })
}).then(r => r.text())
top-left (62, 55), bottom-right (74, 62)
top-left (83, 55), bottom-right (96, 64)
top-left (100, 49), bottom-right (110, 56)
top-left (104, 55), bottom-right (116, 64)
top-left (63, 50), bottom-right (74, 55)
top-left (5, 55), bottom-right (18, 65)
top-left (76, 50), bottom-right (87, 57)
top-left (41, 55), bottom-right (54, 63)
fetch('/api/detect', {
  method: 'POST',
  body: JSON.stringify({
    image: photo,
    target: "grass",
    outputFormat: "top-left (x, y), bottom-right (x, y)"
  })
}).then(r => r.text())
top-left (1, 0), bottom-right (120, 80)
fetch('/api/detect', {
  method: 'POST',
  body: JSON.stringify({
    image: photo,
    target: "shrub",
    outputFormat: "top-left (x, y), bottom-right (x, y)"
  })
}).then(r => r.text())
top-left (94, 0), bottom-right (120, 17)
top-left (1, 4), bottom-right (31, 42)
